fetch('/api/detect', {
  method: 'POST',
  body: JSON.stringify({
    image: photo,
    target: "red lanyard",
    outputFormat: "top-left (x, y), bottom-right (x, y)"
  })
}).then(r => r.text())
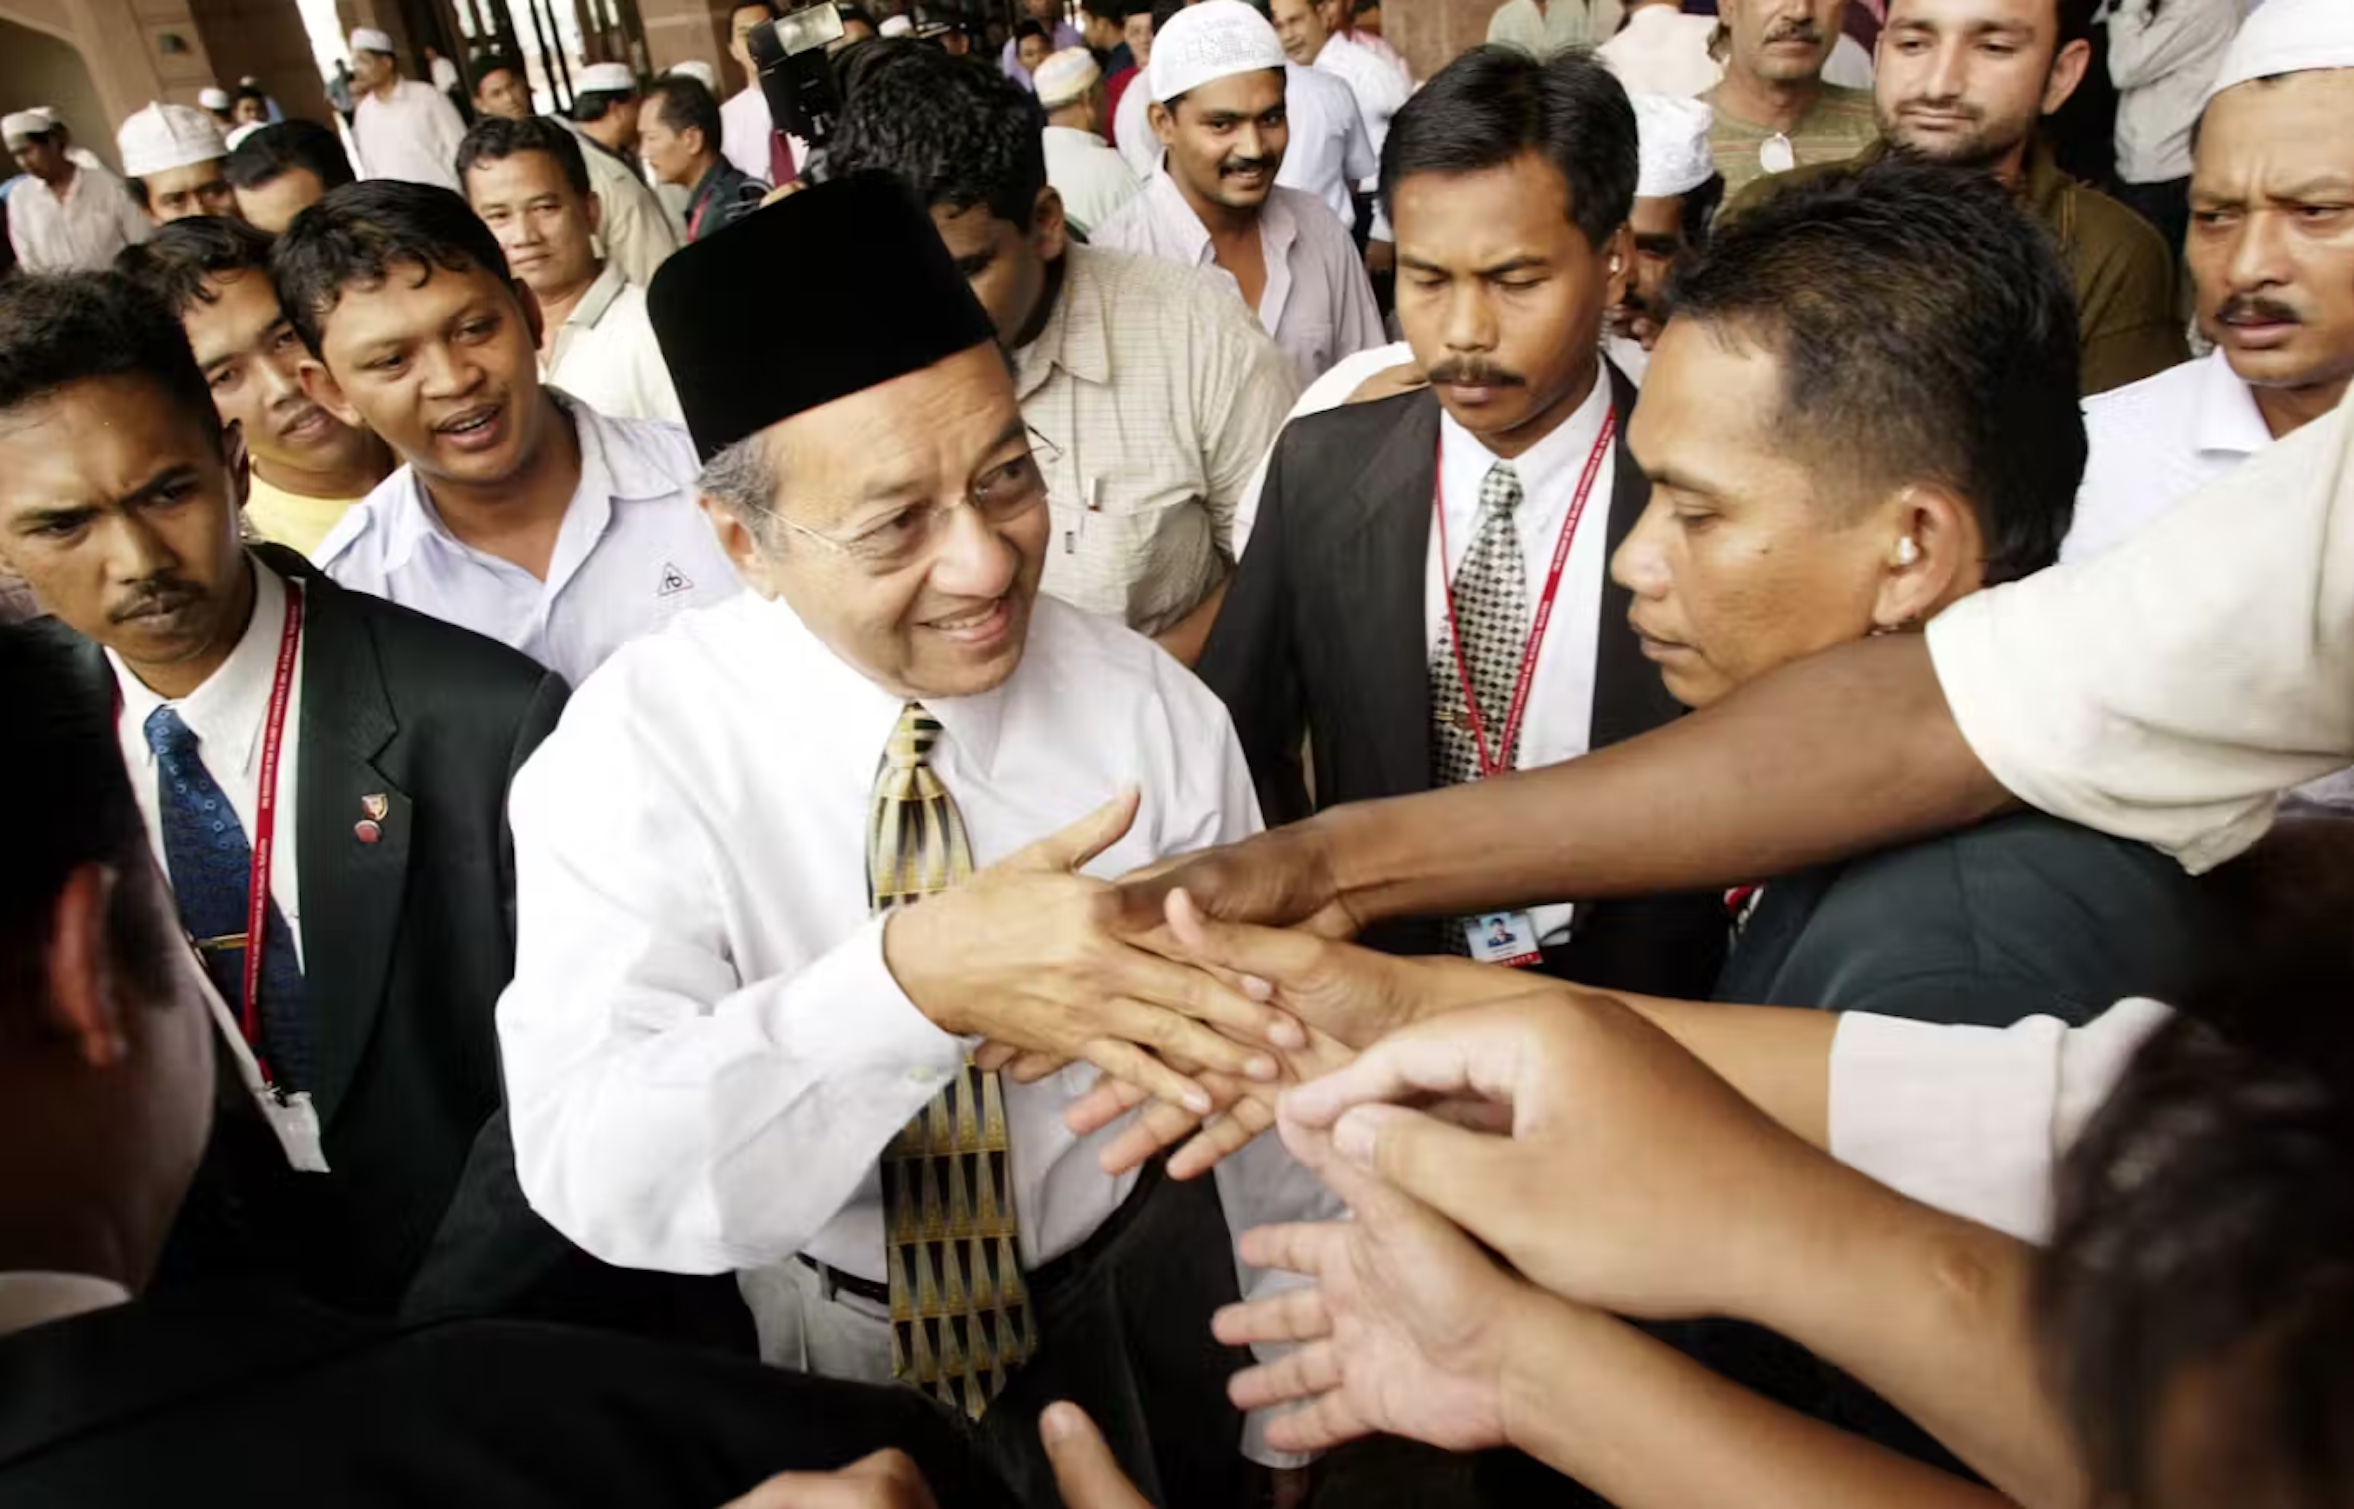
top-left (242, 580), bottom-right (304, 1081)
top-left (1433, 409), bottom-right (1615, 780)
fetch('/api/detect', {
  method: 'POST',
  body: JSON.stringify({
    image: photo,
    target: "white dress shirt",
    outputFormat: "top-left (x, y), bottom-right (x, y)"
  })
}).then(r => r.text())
top-left (1041, 125), bottom-right (1142, 235)
top-left (1276, 62), bottom-right (1379, 236)
top-left (2103, 0), bottom-right (2242, 186)
top-left (109, 557), bottom-right (307, 963)
top-left (0, 1272), bottom-right (132, 1339)
top-left (315, 395), bottom-right (739, 687)
top-left (496, 590), bottom-right (1335, 1452)
top-left (350, 78), bottom-right (468, 192)
top-left (1597, 5), bottom-right (1723, 98)
top-left (546, 266), bottom-right (685, 426)
top-left (1094, 172), bottom-right (1384, 385)
top-left (2064, 350), bottom-right (2269, 563)
top-left (1114, 79), bottom-right (1158, 181)
top-left (1428, 378), bottom-right (1617, 944)
top-left (1315, 37), bottom-right (1411, 182)
top-left (5, 161), bottom-right (150, 273)
top-left (721, 87), bottom-right (808, 183)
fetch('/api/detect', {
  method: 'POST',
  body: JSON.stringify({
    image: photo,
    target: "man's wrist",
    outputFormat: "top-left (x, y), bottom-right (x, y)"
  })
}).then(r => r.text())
top-left (880, 902), bottom-right (972, 1036)
top-left (1497, 1286), bottom-right (1609, 1462)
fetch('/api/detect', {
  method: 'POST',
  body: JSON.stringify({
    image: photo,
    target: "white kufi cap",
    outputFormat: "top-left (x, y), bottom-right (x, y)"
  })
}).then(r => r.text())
top-left (198, 86), bottom-right (232, 111)
top-left (117, 100), bottom-right (227, 178)
top-left (666, 60), bottom-right (720, 90)
top-left (1034, 47), bottom-right (1102, 108)
top-left (879, 14), bottom-right (914, 36)
top-left (2203, 0), bottom-right (2354, 106)
top-left (1632, 93), bottom-right (1716, 199)
top-left (1148, 0), bottom-right (1286, 104)
top-left (224, 121), bottom-right (266, 152)
top-left (349, 27), bottom-right (395, 55)
top-left (2, 109), bottom-right (55, 148)
top-left (577, 61), bottom-right (637, 94)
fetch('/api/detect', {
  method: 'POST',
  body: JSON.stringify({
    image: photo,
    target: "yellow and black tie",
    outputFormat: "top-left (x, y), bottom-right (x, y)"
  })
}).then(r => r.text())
top-left (868, 701), bottom-right (1031, 1419)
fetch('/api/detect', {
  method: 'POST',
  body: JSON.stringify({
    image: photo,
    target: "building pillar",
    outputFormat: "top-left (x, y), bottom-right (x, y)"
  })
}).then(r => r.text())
top-left (1386, 0), bottom-right (1504, 84)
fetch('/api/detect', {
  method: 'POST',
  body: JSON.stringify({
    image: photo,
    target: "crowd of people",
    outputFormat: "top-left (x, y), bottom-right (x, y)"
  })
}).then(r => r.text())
top-left (1, 0), bottom-right (2350, 1504)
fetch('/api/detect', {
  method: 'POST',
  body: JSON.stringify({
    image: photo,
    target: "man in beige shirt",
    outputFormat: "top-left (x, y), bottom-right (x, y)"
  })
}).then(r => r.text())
top-left (1485, 0), bottom-right (1625, 57)
top-left (829, 43), bottom-right (1299, 663)
top-left (1701, 0), bottom-right (1877, 191)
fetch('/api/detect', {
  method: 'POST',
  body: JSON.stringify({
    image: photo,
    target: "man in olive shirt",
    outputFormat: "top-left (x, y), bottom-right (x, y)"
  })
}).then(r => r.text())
top-left (1732, 0), bottom-right (2183, 395)
top-left (1702, 0), bottom-right (1879, 193)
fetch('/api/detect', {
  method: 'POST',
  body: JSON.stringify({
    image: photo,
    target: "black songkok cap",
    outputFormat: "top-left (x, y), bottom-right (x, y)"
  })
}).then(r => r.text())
top-left (647, 171), bottom-right (998, 461)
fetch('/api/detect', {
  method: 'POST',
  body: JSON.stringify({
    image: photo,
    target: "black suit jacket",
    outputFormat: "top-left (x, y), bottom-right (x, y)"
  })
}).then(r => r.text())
top-left (1201, 368), bottom-right (1724, 995)
top-left (0, 1286), bottom-right (1013, 1509)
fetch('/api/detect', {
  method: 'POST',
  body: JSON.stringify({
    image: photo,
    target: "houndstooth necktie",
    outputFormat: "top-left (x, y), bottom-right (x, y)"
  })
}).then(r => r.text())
top-left (1431, 461), bottom-right (1529, 788)
top-left (868, 702), bottom-right (1031, 1419)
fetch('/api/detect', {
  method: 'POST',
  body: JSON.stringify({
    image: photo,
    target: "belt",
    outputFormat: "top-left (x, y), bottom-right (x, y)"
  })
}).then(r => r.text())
top-left (795, 1158), bottom-right (1169, 1311)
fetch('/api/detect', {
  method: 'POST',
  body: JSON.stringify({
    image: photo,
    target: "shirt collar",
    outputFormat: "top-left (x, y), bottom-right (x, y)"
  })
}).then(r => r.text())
top-left (566, 263), bottom-right (629, 332)
top-left (2193, 347), bottom-right (2273, 460)
top-left (1436, 364), bottom-right (1614, 498)
top-left (1015, 247), bottom-right (1112, 399)
top-left (1144, 169), bottom-right (1214, 266)
top-left (108, 553), bottom-right (289, 777)
top-left (752, 591), bottom-right (1010, 775)
top-left (0, 1272), bottom-right (132, 1339)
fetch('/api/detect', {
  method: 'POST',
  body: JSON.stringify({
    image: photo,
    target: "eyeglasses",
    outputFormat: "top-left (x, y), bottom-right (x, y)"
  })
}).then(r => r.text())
top-left (777, 428), bottom-right (1062, 575)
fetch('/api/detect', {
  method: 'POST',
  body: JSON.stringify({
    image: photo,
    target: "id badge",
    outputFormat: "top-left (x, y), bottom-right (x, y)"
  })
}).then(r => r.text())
top-left (257, 1085), bottom-right (332, 1174)
top-left (1463, 911), bottom-right (1544, 969)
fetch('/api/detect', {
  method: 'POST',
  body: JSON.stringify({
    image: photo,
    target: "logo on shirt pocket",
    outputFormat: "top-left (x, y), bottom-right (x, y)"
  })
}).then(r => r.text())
top-left (656, 561), bottom-right (695, 598)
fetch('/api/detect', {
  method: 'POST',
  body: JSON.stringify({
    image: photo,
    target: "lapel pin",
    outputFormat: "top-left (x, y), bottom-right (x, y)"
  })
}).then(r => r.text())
top-left (361, 793), bottom-right (390, 821)
top-left (354, 819), bottom-right (382, 844)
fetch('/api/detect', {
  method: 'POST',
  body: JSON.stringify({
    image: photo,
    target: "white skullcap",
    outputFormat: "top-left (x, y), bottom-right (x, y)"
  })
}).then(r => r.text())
top-left (224, 121), bottom-right (265, 152)
top-left (2203, 0), bottom-right (2354, 106)
top-left (349, 27), bottom-right (395, 55)
top-left (577, 61), bottom-right (637, 94)
top-left (198, 86), bottom-right (232, 111)
top-left (117, 101), bottom-right (227, 178)
top-left (1034, 47), bottom-right (1102, 108)
top-left (2, 109), bottom-right (54, 148)
top-left (666, 59), bottom-right (720, 90)
top-left (1148, 0), bottom-right (1286, 104)
top-left (1632, 93), bottom-right (1715, 199)
top-left (879, 14), bottom-right (914, 36)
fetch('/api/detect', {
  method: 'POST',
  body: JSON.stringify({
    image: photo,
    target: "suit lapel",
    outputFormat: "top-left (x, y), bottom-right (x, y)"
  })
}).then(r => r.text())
top-left (1588, 360), bottom-right (1685, 751)
top-left (272, 548), bottom-right (411, 1128)
top-left (1328, 391), bottom-right (1441, 796)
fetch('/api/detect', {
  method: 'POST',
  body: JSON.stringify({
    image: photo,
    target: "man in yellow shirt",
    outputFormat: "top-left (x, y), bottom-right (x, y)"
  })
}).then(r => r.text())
top-left (116, 217), bottom-right (392, 556)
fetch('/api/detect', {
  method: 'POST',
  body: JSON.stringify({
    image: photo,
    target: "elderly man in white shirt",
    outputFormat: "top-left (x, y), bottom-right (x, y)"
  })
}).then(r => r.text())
top-left (2103, 0), bottom-right (2244, 253)
top-left (1273, 0), bottom-right (1409, 195)
top-left (346, 28), bottom-right (468, 193)
top-left (2069, 0), bottom-right (2351, 563)
top-left (276, 178), bottom-right (734, 686)
top-left (1032, 49), bottom-right (1141, 235)
top-left (4, 110), bottom-right (149, 272)
top-left (1094, 1), bottom-right (1383, 384)
top-left (501, 173), bottom-right (1331, 1504)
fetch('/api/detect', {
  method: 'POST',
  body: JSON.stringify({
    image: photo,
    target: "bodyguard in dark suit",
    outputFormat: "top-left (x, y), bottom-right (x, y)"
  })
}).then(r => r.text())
top-left (1201, 47), bottom-right (1723, 997)
top-left (0, 268), bottom-right (731, 1336)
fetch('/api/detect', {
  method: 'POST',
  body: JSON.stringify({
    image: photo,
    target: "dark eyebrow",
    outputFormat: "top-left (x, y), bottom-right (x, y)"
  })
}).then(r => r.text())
top-left (12, 502), bottom-right (99, 535)
top-left (1644, 461), bottom-right (1729, 501)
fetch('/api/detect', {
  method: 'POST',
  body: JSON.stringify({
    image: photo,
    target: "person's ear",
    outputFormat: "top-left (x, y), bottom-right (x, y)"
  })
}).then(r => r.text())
top-left (43, 863), bottom-right (130, 1070)
top-left (698, 494), bottom-right (787, 598)
top-left (1601, 222), bottom-right (1634, 310)
top-left (514, 279), bottom-right (546, 349)
top-left (1149, 100), bottom-right (1176, 147)
top-left (298, 357), bottom-right (364, 429)
top-left (2041, 37), bottom-right (2092, 116)
top-left (581, 185), bottom-right (605, 240)
top-left (1032, 185), bottom-right (1069, 263)
top-left (1870, 484), bottom-right (1979, 633)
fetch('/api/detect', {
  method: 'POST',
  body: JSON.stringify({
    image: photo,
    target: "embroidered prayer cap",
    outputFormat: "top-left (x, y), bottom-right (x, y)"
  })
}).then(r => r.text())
top-left (348, 27), bottom-right (395, 55)
top-left (1633, 94), bottom-right (1715, 199)
top-left (2203, 0), bottom-right (2354, 106)
top-left (646, 170), bottom-right (998, 460)
top-left (667, 59), bottom-right (720, 90)
top-left (1147, 0), bottom-right (1286, 104)
top-left (1034, 48), bottom-right (1102, 108)
top-left (117, 101), bottom-right (227, 178)
top-left (576, 62), bottom-right (637, 94)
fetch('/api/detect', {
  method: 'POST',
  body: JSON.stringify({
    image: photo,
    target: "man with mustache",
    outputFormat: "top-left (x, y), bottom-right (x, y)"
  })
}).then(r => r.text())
top-left (1700, 0), bottom-right (1878, 193)
top-left (115, 216), bottom-right (393, 557)
top-left (2066, 0), bottom-right (2354, 563)
top-left (1199, 45), bottom-right (1727, 997)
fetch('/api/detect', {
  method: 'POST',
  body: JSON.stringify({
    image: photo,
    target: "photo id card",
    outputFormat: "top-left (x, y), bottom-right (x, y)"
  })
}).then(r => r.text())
top-left (1464, 910), bottom-right (1544, 969)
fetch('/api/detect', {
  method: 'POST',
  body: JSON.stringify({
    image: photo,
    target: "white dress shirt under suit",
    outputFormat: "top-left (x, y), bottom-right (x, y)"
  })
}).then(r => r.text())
top-left (314, 395), bottom-right (738, 686)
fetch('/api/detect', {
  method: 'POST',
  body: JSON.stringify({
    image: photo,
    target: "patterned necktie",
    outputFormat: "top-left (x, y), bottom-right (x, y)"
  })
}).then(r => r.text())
top-left (1431, 460), bottom-right (1530, 788)
top-left (145, 705), bottom-right (314, 1090)
top-left (868, 702), bottom-right (1031, 1419)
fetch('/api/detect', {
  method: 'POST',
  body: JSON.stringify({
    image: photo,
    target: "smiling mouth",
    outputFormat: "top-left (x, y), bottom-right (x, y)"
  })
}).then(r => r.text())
top-left (435, 405), bottom-right (500, 436)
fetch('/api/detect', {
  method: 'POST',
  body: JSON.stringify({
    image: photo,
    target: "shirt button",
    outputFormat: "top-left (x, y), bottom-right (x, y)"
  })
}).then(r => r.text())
top-left (907, 1066), bottom-right (942, 1086)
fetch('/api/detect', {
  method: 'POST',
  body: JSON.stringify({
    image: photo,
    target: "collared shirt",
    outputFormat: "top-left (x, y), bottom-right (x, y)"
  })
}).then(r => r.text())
top-left (1485, 0), bottom-right (1624, 56)
top-left (1598, 5), bottom-right (1724, 98)
top-left (1017, 244), bottom-right (1302, 635)
top-left (1429, 377), bottom-right (1617, 945)
top-left (721, 87), bottom-right (785, 183)
top-left (1094, 172), bottom-right (1384, 385)
top-left (1315, 34), bottom-right (1412, 166)
top-left (1277, 62), bottom-right (1379, 236)
top-left (243, 473), bottom-right (365, 560)
top-left (109, 556), bottom-right (307, 961)
top-left (571, 126), bottom-right (680, 289)
top-left (0, 1272), bottom-right (132, 1339)
top-left (314, 395), bottom-right (740, 686)
top-left (4, 161), bottom-right (150, 273)
top-left (687, 159), bottom-right (767, 242)
top-left (546, 265), bottom-right (684, 425)
top-left (2103, 0), bottom-right (2241, 186)
top-left (350, 78), bottom-right (468, 192)
top-left (1040, 125), bottom-right (1140, 236)
top-left (495, 590), bottom-right (1334, 1429)
top-left (2064, 350), bottom-right (2269, 563)
top-left (1700, 81), bottom-right (1878, 194)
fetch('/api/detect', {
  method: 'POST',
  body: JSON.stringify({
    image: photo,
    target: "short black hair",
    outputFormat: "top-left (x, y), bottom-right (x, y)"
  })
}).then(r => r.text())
top-left (731, 0), bottom-right (778, 18)
top-left (1666, 157), bottom-right (2082, 583)
top-left (232, 84), bottom-right (269, 110)
top-left (222, 119), bottom-right (357, 194)
top-left (270, 180), bottom-right (514, 356)
top-left (1678, 170), bottom-right (1725, 247)
top-left (114, 214), bottom-right (279, 320)
top-left (828, 45), bottom-right (1047, 228)
top-left (1149, 0), bottom-right (1183, 31)
top-left (839, 1), bottom-right (880, 29)
top-left (1014, 18), bottom-right (1047, 41)
top-left (0, 271), bottom-right (218, 443)
top-left (647, 75), bottom-right (724, 154)
top-left (1082, 0), bottom-right (1123, 23)
top-left (472, 51), bottom-right (524, 86)
top-left (1380, 44), bottom-right (1636, 251)
top-left (456, 112), bottom-right (593, 198)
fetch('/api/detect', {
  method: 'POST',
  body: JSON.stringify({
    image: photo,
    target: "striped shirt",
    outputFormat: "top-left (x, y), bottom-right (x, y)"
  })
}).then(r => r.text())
top-left (1701, 82), bottom-right (1878, 193)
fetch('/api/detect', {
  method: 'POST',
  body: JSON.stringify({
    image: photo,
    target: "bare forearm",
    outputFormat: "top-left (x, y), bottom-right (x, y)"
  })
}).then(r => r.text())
top-left (1153, 578), bottom-right (1230, 667)
top-left (1617, 993), bottom-right (1835, 1150)
top-left (1315, 636), bottom-right (2011, 924)
top-left (1506, 1297), bottom-right (2015, 1509)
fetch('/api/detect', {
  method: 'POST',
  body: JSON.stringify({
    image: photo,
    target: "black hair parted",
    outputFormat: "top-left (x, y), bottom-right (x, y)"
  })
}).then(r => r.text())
top-left (827, 44), bottom-right (1047, 229)
top-left (269, 179), bottom-right (515, 356)
top-left (1666, 156), bottom-right (2083, 583)
top-left (223, 118), bottom-right (357, 195)
top-left (647, 75), bottom-right (725, 152)
top-left (0, 271), bottom-right (218, 443)
top-left (456, 112), bottom-right (594, 198)
top-left (114, 214), bottom-right (280, 320)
